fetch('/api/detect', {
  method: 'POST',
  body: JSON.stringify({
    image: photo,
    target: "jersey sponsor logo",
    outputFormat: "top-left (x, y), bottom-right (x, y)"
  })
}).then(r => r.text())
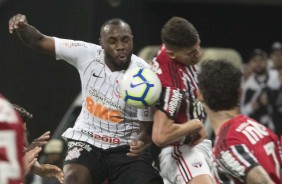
top-left (191, 159), bottom-right (203, 168)
top-left (81, 130), bottom-right (121, 145)
top-left (67, 141), bottom-right (92, 152)
top-left (62, 42), bottom-right (88, 48)
top-left (93, 73), bottom-right (102, 78)
top-left (86, 96), bottom-right (123, 123)
top-left (167, 89), bottom-right (183, 117)
top-left (236, 119), bottom-right (269, 144)
top-left (65, 147), bottom-right (83, 161)
top-left (89, 87), bottom-right (122, 110)
top-left (192, 99), bottom-right (204, 120)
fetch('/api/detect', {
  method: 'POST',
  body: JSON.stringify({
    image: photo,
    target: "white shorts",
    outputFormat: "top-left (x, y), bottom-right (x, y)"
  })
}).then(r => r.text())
top-left (159, 139), bottom-right (213, 184)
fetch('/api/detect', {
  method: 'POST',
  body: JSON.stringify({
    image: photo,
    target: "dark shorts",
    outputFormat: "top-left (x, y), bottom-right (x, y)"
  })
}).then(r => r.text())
top-left (64, 139), bottom-right (162, 184)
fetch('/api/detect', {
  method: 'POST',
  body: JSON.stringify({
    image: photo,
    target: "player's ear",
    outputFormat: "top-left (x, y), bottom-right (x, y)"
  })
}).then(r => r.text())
top-left (166, 49), bottom-right (176, 60)
top-left (196, 89), bottom-right (204, 102)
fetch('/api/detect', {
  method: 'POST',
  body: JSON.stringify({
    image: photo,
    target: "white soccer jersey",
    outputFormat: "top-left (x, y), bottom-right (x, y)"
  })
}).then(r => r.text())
top-left (54, 37), bottom-right (152, 149)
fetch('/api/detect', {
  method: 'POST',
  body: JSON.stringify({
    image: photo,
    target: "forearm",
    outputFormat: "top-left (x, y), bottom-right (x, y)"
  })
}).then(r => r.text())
top-left (152, 110), bottom-right (202, 147)
top-left (9, 14), bottom-right (55, 55)
top-left (31, 161), bottom-right (43, 175)
top-left (16, 25), bottom-right (44, 49)
top-left (156, 121), bottom-right (201, 146)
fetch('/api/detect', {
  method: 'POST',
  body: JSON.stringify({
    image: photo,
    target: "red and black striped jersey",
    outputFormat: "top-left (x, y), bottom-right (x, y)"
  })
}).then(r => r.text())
top-left (213, 114), bottom-right (282, 184)
top-left (152, 45), bottom-right (205, 123)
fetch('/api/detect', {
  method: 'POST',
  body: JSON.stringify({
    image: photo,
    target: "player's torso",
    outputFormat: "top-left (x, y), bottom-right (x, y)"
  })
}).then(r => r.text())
top-left (213, 115), bottom-right (281, 184)
top-left (153, 45), bottom-right (205, 123)
top-left (72, 50), bottom-right (150, 148)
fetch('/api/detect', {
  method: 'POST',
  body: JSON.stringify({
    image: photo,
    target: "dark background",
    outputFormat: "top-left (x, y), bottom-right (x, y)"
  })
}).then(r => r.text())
top-left (1, 0), bottom-right (282, 141)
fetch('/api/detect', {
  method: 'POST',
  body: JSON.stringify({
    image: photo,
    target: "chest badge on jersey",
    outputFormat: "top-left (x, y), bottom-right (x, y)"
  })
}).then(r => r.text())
top-left (114, 80), bottom-right (121, 98)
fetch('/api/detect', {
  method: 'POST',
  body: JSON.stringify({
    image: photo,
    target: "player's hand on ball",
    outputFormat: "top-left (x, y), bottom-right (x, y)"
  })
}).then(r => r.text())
top-left (127, 140), bottom-right (149, 157)
top-left (8, 14), bottom-right (29, 33)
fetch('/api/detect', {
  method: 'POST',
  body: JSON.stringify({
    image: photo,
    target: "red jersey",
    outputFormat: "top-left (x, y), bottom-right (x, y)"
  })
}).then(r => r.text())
top-left (0, 96), bottom-right (24, 184)
top-left (213, 114), bottom-right (282, 184)
top-left (152, 45), bottom-right (205, 123)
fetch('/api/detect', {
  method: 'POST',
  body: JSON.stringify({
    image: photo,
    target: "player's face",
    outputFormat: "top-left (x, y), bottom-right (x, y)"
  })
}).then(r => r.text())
top-left (100, 23), bottom-right (133, 71)
top-left (173, 40), bottom-right (201, 66)
top-left (250, 55), bottom-right (267, 74)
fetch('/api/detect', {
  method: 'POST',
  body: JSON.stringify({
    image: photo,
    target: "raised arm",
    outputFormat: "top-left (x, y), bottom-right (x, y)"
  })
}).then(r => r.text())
top-left (8, 14), bottom-right (55, 56)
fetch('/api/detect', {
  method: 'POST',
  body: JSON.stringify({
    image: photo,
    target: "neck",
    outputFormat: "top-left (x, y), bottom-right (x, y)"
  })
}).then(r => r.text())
top-left (205, 107), bottom-right (239, 135)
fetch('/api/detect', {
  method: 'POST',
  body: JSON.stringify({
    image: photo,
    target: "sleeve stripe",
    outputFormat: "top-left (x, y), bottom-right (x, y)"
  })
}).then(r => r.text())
top-left (231, 145), bottom-right (251, 167)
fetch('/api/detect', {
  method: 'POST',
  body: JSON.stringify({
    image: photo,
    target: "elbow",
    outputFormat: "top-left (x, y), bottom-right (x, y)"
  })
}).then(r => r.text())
top-left (152, 133), bottom-right (168, 147)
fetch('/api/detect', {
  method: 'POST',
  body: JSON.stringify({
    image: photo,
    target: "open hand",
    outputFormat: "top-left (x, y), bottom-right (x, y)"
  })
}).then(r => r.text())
top-left (24, 146), bottom-right (42, 175)
top-left (33, 163), bottom-right (64, 183)
top-left (26, 131), bottom-right (50, 152)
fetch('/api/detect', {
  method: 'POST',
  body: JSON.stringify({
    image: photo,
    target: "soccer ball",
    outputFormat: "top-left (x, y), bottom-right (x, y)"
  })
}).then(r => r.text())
top-left (120, 67), bottom-right (162, 108)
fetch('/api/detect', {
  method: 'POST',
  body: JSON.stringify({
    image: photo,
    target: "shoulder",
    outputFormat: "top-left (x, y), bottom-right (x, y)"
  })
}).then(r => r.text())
top-left (54, 37), bottom-right (101, 52)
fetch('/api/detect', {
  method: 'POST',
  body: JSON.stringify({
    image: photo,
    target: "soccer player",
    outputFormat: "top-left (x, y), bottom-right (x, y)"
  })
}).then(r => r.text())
top-left (9, 14), bottom-right (163, 184)
top-left (0, 95), bottom-right (25, 184)
top-left (12, 104), bottom-right (64, 183)
top-left (151, 17), bottom-right (214, 184)
top-left (197, 59), bottom-right (282, 184)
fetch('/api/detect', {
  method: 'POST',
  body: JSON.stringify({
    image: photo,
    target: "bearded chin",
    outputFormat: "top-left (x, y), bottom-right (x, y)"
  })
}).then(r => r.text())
top-left (105, 51), bottom-right (132, 71)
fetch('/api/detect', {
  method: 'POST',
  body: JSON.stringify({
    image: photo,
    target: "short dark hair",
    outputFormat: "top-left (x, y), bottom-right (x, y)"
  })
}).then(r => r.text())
top-left (100, 18), bottom-right (131, 36)
top-left (161, 17), bottom-right (199, 50)
top-left (249, 49), bottom-right (268, 60)
top-left (12, 104), bottom-right (33, 123)
top-left (198, 59), bottom-right (242, 111)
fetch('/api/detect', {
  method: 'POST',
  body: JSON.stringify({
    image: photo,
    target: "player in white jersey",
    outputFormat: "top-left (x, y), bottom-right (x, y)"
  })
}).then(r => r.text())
top-left (9, 14), bottom-right (163, 184)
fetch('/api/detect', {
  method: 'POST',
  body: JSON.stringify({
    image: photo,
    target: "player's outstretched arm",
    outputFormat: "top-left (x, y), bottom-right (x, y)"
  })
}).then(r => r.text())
top-left (24, 146), bottom-right (42, 175)
top-left (152, 109), bottom-right (205, 147)
top-left (246, 165), bottom-right (275, 184)
top-left (26, 131), bottom-right (51, 152)
top-left (32, 162), bottom-right (64, 183)
top-left (8, 14), bottom-right (55, 56)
